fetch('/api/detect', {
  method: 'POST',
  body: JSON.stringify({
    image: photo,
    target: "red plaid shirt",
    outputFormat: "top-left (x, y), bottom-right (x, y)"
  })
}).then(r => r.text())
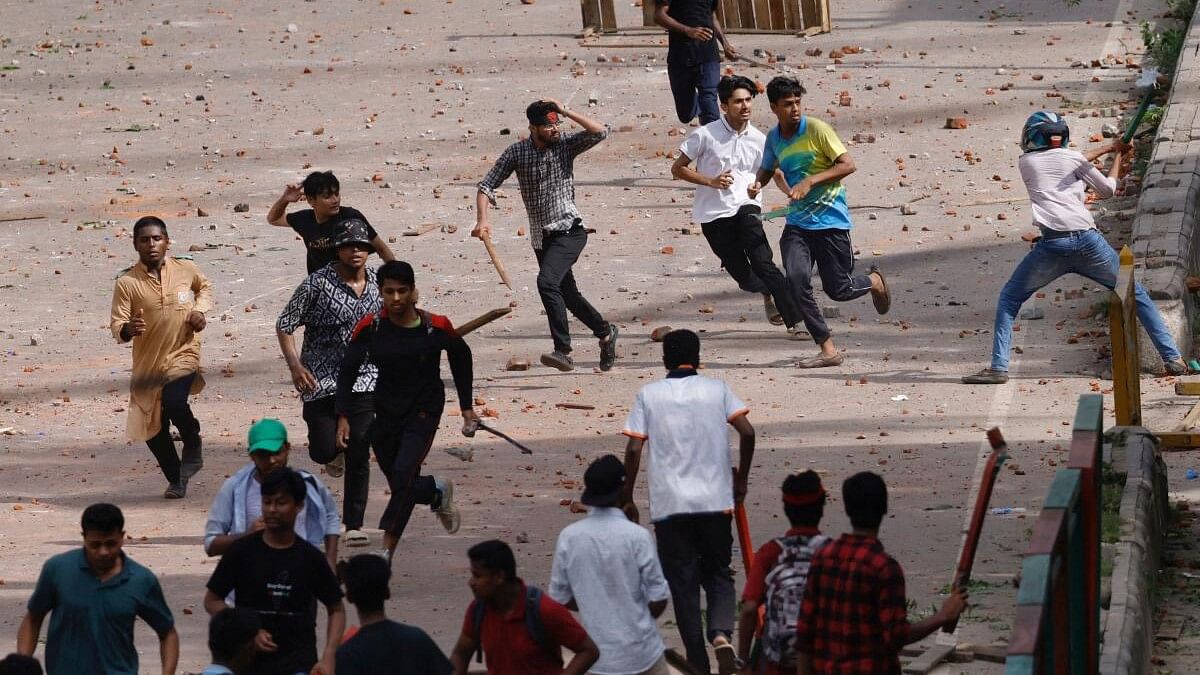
top-left (795, 534), bottom-right (911, 674)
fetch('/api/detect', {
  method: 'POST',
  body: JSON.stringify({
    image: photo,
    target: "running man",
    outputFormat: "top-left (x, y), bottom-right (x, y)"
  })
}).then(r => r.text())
top-left (110, 215), bottom-right (213, 498)
top-left (475, 98), bottom-right (619, 372)
top-left (337, 261), bottom-right (478, 564)
top-left (751, 76), bottom-right (891, 368)
top-left (654, 0), bottom-right (737, 125)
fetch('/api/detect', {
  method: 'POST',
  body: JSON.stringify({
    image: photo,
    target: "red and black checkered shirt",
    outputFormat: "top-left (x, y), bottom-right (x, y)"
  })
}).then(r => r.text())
top-left (795, 533), bottom-right (911, 674)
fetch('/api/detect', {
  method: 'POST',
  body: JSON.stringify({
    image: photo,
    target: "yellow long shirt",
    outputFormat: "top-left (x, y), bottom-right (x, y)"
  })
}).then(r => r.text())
top-left (109, 257), bottom-right (214, 441)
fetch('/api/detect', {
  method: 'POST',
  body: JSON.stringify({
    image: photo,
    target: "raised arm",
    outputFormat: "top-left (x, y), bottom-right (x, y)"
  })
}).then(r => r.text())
top-left (267, 183), bottom-right (303, 227)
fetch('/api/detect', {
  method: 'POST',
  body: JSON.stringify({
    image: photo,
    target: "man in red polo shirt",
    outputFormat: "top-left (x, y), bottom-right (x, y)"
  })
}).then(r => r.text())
top-left (449, 540), bottom-right (599, 675)
top-left (736, 471), bottom-right (829, 675)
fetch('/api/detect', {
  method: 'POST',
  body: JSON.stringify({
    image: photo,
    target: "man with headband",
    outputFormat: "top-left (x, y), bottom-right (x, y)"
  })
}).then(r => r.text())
top-left (475, 99), bottom-right (619, 373)
top-left (737, 471), bottom-right (829, 675)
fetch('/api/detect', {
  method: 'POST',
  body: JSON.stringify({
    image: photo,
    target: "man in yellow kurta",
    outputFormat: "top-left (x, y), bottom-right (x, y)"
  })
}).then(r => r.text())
top-left (110, 216), bottom-right (213, 499)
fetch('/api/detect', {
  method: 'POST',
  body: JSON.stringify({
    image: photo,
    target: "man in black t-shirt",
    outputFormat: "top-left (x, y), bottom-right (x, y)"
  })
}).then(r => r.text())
top-left (267, 170), bottom-right (396, 274)
top-left (336, 554), bottom-right (451, 675)
top-left (654, 0), bottom-right (738, 125)
top-left (204, 468), bottom-right (346, 675)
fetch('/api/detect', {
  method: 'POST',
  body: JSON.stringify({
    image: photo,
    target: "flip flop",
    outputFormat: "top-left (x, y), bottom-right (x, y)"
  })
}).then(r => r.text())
top-left (796, 353), bottom-right (845, 368)
top-left (870, 265), bottom-right (891, 315)
top-left (713, 641), bottom-right (739, 675)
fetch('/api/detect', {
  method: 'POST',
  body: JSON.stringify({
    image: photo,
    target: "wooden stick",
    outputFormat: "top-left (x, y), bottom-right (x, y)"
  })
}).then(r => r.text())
top-left (403, 222), bottom-right (440, 236)
top-left (481, 232), bottom-right (513, 289)
top-left (455, 307), bottom-right (512, 337)
top-left (555, 402), bottom-right (595, 410)
top-left (0, 214), bottom-right (48, 223)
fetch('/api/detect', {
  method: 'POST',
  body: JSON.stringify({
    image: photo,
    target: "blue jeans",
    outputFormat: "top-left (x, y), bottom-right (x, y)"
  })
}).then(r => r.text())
top-left (990, 229), bottom-right (1181, 371)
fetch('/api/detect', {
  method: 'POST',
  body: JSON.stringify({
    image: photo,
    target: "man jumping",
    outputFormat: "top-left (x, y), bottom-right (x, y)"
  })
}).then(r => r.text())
top-left (475, 98), bottom-right (618, 373)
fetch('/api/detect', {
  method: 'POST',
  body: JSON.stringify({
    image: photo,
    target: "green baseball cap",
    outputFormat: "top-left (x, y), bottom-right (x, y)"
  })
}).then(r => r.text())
top-left (247, 418), bottom-right (288, 454)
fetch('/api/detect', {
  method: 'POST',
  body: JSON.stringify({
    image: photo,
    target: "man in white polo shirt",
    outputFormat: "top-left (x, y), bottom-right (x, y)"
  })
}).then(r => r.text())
top-left (549, 454), bottom-right (672, 675)
top-left (671, 74), bottom-right (801, 332)
top-left (620, 329), bottom-right (756, 675)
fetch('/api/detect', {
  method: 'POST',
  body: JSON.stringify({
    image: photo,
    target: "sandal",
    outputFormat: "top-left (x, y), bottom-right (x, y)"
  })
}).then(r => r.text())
top-left (961, 368), bottom-right (1009, 384)
top-left (796, 352), bottom-right (844, 368)
top-left (870, 265), bottom-right (891, 315)
top-left (344, 530), bottom-right (370, 547)
top-left (712, 638), bottom-right (740, 675)
top-left (763, 295), bottom-right (784, 326)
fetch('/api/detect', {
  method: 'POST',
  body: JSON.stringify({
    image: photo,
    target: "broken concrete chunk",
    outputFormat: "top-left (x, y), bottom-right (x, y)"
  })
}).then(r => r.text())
top-left (650, 326), bottom-right (673, 342)
top-left (505, 357), bottom-right (531, 371)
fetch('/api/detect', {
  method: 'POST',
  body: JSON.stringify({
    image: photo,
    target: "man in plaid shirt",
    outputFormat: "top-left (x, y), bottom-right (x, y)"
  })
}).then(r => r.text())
top-left (795, 472), bottom-right (967, 674)
top-left (474, 98), bottom-right (618, 373)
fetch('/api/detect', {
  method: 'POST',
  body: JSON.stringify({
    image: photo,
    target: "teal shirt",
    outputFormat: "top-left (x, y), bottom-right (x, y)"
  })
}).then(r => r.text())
top-left (761, 116), bottom-right (854, 230)
top-left (27, 549), bottom-right (175, 675)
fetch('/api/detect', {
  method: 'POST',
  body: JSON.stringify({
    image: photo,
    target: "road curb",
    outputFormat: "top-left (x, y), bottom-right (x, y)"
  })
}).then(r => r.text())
top-left (1099, 427), bottom-right (1169, 674)
top-left (1130, 2), bottom-right (1200, 371)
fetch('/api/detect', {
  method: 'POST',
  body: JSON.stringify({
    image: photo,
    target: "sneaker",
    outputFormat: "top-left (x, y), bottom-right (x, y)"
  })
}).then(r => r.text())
top-left (326, 452), bottom-right (345, 478)
top-left (763, 296), bottom-right (784, 325)
top-left (599, 324), bottom-right (619, 372)
top-left (1165, 359), bottom-right (1191, 376)
top-left (163, 482), bottom-right (186, 499)
top-left (434, 478), bottom-right (461, 534)
top-left (962, 368), bottom-right (1009, 384)
top-left (540, 351), bottom-right (575, 372)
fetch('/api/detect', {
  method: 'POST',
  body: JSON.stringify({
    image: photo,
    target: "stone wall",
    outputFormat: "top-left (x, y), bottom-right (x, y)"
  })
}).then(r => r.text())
top-left (1130, 1), bottom-right (1200, 370)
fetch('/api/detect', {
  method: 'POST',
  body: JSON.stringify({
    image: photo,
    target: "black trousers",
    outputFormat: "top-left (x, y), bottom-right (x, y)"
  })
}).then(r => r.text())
top-left (779, 227), bottom-right (873, 346)
top-left (145, 372), bottom-right (200, 485)
top-left (535, 227), bottom-right (609, 354)
top-left (302, 393), bottom-right (374, 531)
top-left (372, 410), bottom-right (441, 540)
top-left (667, 58), bottom-right (721, 125)
top-left (701, 205), bottom-right (802, 327)
top-left (655, 512), bottom-right (736, 675)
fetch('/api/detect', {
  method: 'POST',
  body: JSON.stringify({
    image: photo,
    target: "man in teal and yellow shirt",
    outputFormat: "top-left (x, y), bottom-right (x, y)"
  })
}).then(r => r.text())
top-left (751, 77), bottom-right (891, 368)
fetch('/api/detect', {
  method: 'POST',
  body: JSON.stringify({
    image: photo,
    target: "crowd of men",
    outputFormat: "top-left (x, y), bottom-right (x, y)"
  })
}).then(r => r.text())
top-left (8, 0), bottom-right (1180, 671)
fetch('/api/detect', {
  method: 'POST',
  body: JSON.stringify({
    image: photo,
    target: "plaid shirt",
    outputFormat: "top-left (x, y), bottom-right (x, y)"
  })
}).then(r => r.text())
top-left (477, 128), bottom-right (608, 249)
top-left (795, 534), bottom-right (911, 674)
top-left (276, 265), bottom-right (381, 402)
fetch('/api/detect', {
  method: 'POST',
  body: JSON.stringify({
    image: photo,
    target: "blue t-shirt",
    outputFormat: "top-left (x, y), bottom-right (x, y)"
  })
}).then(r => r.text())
top-left (27, 549), bottom-right (175, 675)
top-left (760, 116), bottom-right (853, 230)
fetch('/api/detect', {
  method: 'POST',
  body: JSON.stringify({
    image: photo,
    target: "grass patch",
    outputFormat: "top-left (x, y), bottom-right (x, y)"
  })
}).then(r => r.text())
top-left (1101, 463), bottom-right (1127, 545)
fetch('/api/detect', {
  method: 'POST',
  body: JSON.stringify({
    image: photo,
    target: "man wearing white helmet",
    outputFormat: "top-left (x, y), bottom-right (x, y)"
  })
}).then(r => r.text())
top-left (963, 111), bottom-right (1188, 384)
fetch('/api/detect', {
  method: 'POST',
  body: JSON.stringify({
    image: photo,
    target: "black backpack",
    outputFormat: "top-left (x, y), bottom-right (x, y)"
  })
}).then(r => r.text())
top-left (471, 585), bottom-right (555, 663)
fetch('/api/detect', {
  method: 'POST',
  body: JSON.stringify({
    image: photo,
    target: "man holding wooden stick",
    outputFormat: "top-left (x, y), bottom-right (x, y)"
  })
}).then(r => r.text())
top-left (474, 99), bottom-right (619, 373)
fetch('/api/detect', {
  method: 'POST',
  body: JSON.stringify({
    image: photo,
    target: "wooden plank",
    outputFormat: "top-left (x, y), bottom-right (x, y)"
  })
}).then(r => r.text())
top-left (580, 0), bottom-right (602, 31)
top-left (720, 0), bottom-right (740, 29)
top-left (599, 0), bottom-right (618, 32)
top-left (1072, 393), bottom-right (1103, 432)
top-left (644, 0), bottom-right (658, 27)
top-left (1009, 604), bottom-right (1046, 655)
top-left (1042, 469), bottom-right (1081, 511)
top-left (768, 0), bottom-right (787, 30)
top-left (752, 0), bottom-right (771, 29)
top-left (455, 307), bottom-right (512, 337)
top-left (783, 0), bottom-right (802, 29)
top-left (1027, 509), bottom-right (1067, 556)
top-left (901, 643), bottom-right (956, 674)
top-left (1156, 431), bottom-right (1200, 449)
top-left (1175, 399), bottom-right (1200, 431)
top-left (1016, 554), bottom-right (1053, 606)
top-left (800, 0), bottom-right (820, 30)
top-left (736, 0), bottom-right (757, 29)
top-left (1175, 380), bottom-right (1200, 395)
top-left (960, 643), bottom-right (1008, 663)
top-left (0, 214), bottom-right (48, 223)
top-left (402, 222), bottom-right (439, 236)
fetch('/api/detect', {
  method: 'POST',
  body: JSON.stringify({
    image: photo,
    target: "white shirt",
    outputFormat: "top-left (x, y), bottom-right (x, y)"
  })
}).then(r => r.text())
top-left (1019, 148), bottom-right (1116, 232)
top-left (548, 507), bottom-right (670, 675)
top-left (679, 116), bottom-right (766, 223)
top-left (623, 371), bottom-right (748, 522)
top-left (245, 477), bottom-right (307, 538)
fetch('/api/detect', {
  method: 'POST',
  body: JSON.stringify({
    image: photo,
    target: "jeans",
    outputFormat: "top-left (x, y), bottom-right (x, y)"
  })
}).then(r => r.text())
top-left (779, 227), bottom-right (873, 345)
top-left (372, 410), bottom-right (442, 540)
top-left (535, 227), bottom-right (610, 354)
top-left (655, 513), bottom-right (735, 675)
top-left (667, 59), bottom-right (721, 125)
top-left (302, 393), bottom-right (374, 531)
top-left (145, 371), bottom-right (200, 485)
top-left (701, 205), bottom-right (802, 327)
top-left (990, 228), bottom-right (1181, 371)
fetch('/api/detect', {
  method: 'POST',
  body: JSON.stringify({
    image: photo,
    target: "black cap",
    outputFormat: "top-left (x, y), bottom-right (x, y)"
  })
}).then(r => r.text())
top-left (581, 454), bottom-right (625, 506)
top-left (334, 219), bottom-right (374, 251)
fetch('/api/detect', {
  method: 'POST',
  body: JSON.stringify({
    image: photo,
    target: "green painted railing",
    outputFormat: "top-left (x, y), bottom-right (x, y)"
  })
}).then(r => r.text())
top-left (1006, 394), bottom-right (1103, 674)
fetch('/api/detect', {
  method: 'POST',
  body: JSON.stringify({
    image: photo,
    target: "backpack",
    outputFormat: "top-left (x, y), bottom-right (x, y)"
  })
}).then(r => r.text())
top-left (471, 585), bottom-right (555, 664)
top-left (760, 534), bottom-right (829, 666)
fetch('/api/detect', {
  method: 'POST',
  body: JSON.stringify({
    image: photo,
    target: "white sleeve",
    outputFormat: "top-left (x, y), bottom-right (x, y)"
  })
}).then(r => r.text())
top-left (547, 536), bottom-right (574, 605)
top-left (623, 389), bottom-right (649, 439)
top-left (679, 128), bottom-right (705, 161)
top-left (724, 383), bottom-right (749, 421)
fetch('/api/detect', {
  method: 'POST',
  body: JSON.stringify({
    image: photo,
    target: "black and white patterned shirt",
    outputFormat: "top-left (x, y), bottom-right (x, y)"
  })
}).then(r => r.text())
top-left (276, 265), bottom-right (381, 402)
top-left (477, 128), bottom-right (609, 249)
